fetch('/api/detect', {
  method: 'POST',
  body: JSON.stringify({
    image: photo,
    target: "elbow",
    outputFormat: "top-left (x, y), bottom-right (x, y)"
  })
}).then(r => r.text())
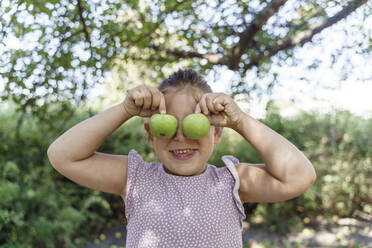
top-left (308, 161), bottom-right (317, 186)
top-left (47, 147), bottom-right (56, 168)
top-left (283, 162), bottom-right (317, 200)
top-left (47, 145), bottom-right (61, 169)
top-left (47, 145), bottom-right (56, 161)
top-left (311, 170), bottom-right (317, 185)
top-left (301, 164), bottom-right (317, 194)
top-left (47, 141), bottom-right (56, 158)
top-left (295, 162), bottom-right (317, 195)
top-left (301, 158), bottom-right (317, 187)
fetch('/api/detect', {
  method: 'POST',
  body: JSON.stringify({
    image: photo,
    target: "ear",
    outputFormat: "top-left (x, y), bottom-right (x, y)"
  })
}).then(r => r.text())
top-left (144, 120), bottom-right (154, 142)
top-left (213, 126), bottom-right (224, 144)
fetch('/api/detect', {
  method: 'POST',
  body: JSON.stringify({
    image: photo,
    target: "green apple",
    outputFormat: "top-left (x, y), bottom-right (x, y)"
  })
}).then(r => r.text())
top-left (182, 113), bottom-right (210, 139)
top-left (149, 114), bottom-right (178, 139)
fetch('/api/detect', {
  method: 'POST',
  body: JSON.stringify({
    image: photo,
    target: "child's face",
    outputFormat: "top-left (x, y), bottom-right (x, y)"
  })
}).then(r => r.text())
top-left (144, 87), bottom-right (223, 176)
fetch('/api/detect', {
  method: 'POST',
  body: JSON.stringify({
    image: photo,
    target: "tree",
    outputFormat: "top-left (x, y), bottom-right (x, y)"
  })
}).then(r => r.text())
top-left (0, 0), bottom-right (371, 125)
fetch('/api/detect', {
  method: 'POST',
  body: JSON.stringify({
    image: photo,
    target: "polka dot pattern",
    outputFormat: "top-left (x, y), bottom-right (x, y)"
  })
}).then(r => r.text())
top-left (125, 149), bottom-right (246, 248)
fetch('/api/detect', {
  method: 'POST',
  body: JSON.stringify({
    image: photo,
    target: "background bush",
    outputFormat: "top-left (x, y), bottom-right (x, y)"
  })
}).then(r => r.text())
top-left (238, 103), bottom-right (372, 234)
top-left (0, 100), bottom-right (371, 246)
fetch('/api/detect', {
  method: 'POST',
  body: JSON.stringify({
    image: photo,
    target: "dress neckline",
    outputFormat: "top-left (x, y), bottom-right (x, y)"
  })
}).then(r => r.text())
top-left (159, 163), bottom-right (210, 181)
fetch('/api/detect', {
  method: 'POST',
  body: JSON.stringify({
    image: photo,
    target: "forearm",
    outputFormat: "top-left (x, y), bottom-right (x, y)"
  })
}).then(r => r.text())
top-left (48, 102), bottom-right (132, 162)
top-left (233, 113), bottom-right (316, 184)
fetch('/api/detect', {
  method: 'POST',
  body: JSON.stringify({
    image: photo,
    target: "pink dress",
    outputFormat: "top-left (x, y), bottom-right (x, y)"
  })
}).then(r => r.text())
top-left (124, 149), bottom-right (246, 248)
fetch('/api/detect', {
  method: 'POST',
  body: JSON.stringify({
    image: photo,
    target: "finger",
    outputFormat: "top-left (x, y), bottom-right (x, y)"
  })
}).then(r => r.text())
top-left (213, 95), bottom-right (226, 112)
top-left (149, 87), bottom-right (160, 111)
top-left (142, 88), bottom-right (152, 110)
top-left (158, 91), bottom-right (167, 114)
top-left (206, 95), bottom-right (218, 114)
top-left (199, 94), bottom-right (209, 115)
top-left (133, 91), bottom-right (144, 107)
top-left (194, 103), bottom-right (201, 114)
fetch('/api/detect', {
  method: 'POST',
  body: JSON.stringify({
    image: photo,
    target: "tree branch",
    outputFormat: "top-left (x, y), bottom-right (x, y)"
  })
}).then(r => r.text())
top-left (242, 0), bottom-right (368, 73)
top-left (148, 44), bottom-right (221, 63)
top-left (76, 0), bottom-right (93, 103)
top-left (1, 2), bottom-right (23, 41)
top-left (145, 0), bottom-right (286, 67)
top-left (131, 1), bottom-right (184, 44)
top-left (77, 0), bottom-right (91, 45)
top-left (227, 0), bottom-right (289, 70)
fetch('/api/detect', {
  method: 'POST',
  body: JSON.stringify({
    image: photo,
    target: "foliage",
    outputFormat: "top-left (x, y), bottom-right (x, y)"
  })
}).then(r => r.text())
top-left (230, 104), bottom-right (371, 234)
top-left (209, 101), bottom-right (372, 234)
top-left (1, 99), bottom-right (371, 246)
top-left (0, 101), bottom-right (151, 247)
top-left (1, 0), bottom-right (371, 124)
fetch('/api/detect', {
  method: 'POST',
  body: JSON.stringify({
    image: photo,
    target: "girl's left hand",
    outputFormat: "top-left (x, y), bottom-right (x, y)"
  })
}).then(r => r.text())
top-left (195, 93), bottom-right (245, 129)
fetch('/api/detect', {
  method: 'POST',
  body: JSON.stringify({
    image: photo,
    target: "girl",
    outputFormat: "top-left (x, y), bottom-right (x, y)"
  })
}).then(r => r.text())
top-left (47, 68), bottom-right (316, 248)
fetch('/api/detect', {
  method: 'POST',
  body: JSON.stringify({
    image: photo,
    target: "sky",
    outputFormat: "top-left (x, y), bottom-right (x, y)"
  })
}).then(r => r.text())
top-left (1, 1), bottom-right (371, 119)
top-left (205, 69), bottom-right (372, 120)
top-left (204, 35), bottom-right (372, 119)
top-left (86, 1), bottom-right (372, 119)
top-left (87, 15), bottom-right (372, 119)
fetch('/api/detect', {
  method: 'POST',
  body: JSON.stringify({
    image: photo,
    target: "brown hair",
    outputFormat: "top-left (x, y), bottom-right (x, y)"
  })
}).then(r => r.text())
top-left (158, 68), bottom-right (213, 94)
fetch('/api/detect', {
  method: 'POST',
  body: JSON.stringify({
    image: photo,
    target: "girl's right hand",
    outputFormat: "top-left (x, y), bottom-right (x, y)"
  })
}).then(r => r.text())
top-left (122, 85), bottom-right (167, 117)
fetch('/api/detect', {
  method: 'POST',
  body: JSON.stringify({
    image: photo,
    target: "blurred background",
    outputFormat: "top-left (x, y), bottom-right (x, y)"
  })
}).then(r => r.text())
top-left (0, 0), bottom-right (371, 247)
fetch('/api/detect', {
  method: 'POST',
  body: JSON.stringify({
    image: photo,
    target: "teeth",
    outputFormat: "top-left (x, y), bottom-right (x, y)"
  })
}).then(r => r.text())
top-left (172, 149), bottom-right (193, 154)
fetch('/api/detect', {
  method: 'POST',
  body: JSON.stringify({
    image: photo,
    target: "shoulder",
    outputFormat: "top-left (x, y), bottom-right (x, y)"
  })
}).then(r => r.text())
top-left (206, 155), bottom-right (241, 184)
top-left (217, 155), bottom-right (266, 203)
top-left (126, 149), bottom-right (160, 184)
top-left (221, 154), bottom-right (240, 178)
top-left (208, 155), bottom-right (247, 219)
top-left (128, 149), bottom-right (145, 165)
top-left (128, 149), bottom-right (158, 170)
top-left (123, 149), bottom-right (160, 202)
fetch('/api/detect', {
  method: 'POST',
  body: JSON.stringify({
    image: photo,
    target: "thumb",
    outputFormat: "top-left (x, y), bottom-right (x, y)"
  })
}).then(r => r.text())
top-left (159, 93), bottom-right (167, 114)
top-left (194, 103), bottom-right (201, 114)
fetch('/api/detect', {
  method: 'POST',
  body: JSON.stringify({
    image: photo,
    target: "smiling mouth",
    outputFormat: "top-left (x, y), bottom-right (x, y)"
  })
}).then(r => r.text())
top-left (169, 149), bottom-right (197, 160)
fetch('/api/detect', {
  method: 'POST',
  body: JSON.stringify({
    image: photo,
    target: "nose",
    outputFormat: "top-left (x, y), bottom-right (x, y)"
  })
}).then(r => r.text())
top-left (173, 120), bottom-right (186, 141)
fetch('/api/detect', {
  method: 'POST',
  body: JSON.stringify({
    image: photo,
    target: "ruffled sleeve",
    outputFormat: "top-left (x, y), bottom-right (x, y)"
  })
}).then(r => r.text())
top-left (221, 155), bottom-right (246, 224)
top-left (125, 149), bottom-right (145, 220)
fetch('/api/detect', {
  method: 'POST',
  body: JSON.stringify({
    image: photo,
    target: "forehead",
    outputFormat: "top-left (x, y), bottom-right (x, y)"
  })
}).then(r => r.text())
top-left (164, 88), bottom-right (203, 118)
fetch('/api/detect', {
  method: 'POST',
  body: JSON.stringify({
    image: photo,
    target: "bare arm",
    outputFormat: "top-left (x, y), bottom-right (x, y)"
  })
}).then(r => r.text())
top-left (234, 113), bottom-right (317, 203)
top-left (48, 103), bottom-right (131, 162)
top-left (195, 92), bottom-right (316, 203)
top-left (47, 85), bottom-right (166, 198)
top-left (47, 103), bottom-right (132, 196)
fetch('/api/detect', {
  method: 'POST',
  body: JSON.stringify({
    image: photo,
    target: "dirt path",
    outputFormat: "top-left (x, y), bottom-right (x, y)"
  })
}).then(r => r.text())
top-left (83, 216), bottom-right (372, 248)
top-left (242, 216), bottom-right (372, 247)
